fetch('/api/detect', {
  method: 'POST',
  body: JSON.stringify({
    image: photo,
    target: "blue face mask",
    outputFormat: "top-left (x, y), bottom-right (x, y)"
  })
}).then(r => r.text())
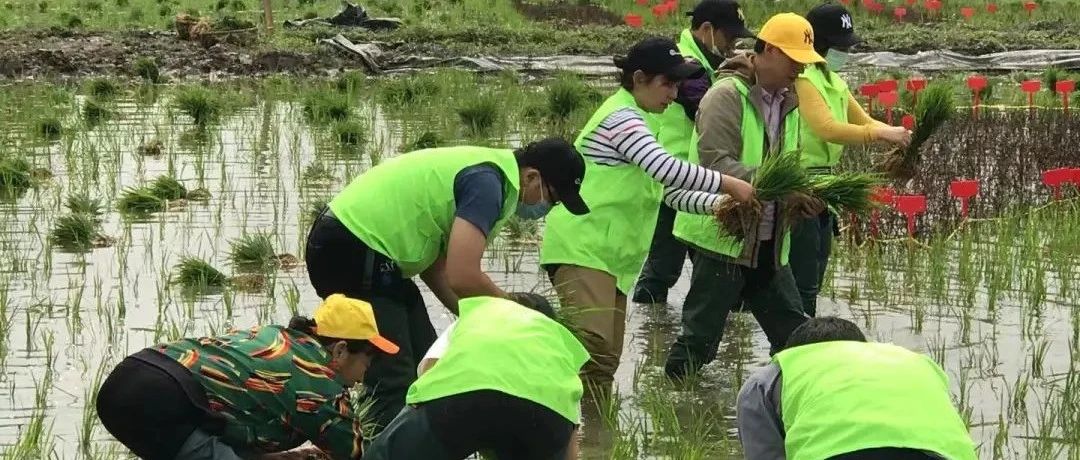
top-left (516, 177), bottom-right (553, 220)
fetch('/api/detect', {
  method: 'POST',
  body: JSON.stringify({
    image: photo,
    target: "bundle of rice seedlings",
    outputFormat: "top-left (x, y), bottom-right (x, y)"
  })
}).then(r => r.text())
top-left (36, 117), bottom-right (62, 139)
top-left (714, 152), bottom-right (812, 240)
top-left (83, 98), bottom-right (112, 125)
top-left (305, 198), bottom-right (329, 223)
top-left (336, 71), bottom-right (365, 93)
top-left (403, 131), bottom-right (442, 152)
top-left (378, 76), bottom-right (441, 106)
top-left (117, 186), bottom-right (167, 214)
top-left (174, 86), bottom-right (221, 127)
top-left (134, 57), bottom-right (162, 84)
top-left (138, 138), bottom-right (164, 156)
top-left (49, 213), bottom-right (109, 251)
top-left (66, 193), bottom-right (104, 220)
top-left (0, 157), bottom-right (33, 190)
top-left (303, 92), bottom-right (351, 123)
top-left (457, 97), bottom-right (500, 134)
top-left (546, 74), bottom-right (590, 119)
top-left (333, 120), bottom-right (365, 145)
top-left (229, 232), bottom-right (277, 272)
top-left (149, 175), bottom-right (188, 201)
top-left (880, 83), bottom-right (954, 182)
top-left (809, 172), bottom-right (884, 217)
top-left (172, 257), bottom-right (228, 289)
top-left (86, 78), bottom-right (119, 99)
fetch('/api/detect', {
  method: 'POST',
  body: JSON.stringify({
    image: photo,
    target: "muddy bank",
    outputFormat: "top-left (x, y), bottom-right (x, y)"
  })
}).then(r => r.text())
top-left (511, 0), bottom-right (622, 27)
top-left (0, 30), bottom-right (352, 80)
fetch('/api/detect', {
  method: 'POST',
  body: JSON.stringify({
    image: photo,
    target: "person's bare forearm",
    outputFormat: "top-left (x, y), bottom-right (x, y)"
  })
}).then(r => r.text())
top-left (447, 271), bottom-right (507, 301)
top-left (420, 258), bottom-right (461, 314)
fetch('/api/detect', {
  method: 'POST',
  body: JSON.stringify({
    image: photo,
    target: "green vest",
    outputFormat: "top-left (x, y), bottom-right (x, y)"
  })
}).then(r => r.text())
top-left (651, 29), bottom-right (717, 161)
top-left (405, 296), bottom-right (589, 423)
top-left (540, 89), bottom-right (664, 294)
top-left (671, 78), bottom-right (799, 260)
top-left (774, 341), bottom-right (977, 460)
top-left (328, 147), bottom-right (520, 278)
top-left (799, 64), bottom-right (850, 168)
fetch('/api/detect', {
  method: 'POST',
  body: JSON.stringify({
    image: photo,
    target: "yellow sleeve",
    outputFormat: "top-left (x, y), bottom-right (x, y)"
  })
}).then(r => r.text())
top-left (795, 78), bottom-right (876, 145)
top-left (845, 93), bottom-right (890, 128)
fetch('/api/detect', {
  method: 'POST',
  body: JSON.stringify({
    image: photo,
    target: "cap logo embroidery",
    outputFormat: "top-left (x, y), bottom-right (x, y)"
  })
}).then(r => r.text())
top-left (840, 14), bottom-right (853, 29)
top-left (803, 30), bottom-right (814, 45)
top-left (736, 7), bottom-right (744, 21)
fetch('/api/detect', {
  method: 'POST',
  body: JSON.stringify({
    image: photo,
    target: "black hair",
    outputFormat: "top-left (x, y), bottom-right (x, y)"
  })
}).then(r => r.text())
top-left (784, 317), bottom-right (867, 349)
top-left (288, 316), bottom-right (377, 355)
top-left (507, 292), bottom-right (558, 319)
top-left (613, 55), bottom-right (662, 91)
top-left (754, 38), bottom-right (767, 54)
top-left (690, 15), bottom-right (710, 29)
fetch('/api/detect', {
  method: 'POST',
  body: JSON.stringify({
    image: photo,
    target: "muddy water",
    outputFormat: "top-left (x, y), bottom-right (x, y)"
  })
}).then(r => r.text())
top-left (0, 84), bottom-right (1071, 459)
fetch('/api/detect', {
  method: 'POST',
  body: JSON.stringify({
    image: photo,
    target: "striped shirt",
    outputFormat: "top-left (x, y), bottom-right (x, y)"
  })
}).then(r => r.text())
top-left (579, 108), bottom-right (725, 214)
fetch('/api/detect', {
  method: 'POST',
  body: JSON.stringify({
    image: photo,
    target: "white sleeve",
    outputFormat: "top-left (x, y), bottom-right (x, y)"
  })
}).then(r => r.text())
top-left (420, 322), bottom-right (456, 364)
top-left (602, 110), bottom-right (724, 193)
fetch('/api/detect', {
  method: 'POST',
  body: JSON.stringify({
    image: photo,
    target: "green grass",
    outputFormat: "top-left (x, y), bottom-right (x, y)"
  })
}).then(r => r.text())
top-left (82, 98), bottom-right (111, 125)
top-left (35, 117), bottom-right (62, 139)
top-left (172, 257), bottom-right (228, 289)
top-left (303, 91), bottom-right (351, 123)
top-left (0, 157), bottom-right (34, 190)
top-left (546, 73), bottom-right (598, 120)
top-left (228, 232), bottom-right (277, 272)
top-left (403, 131), bottom-right (443, 151)
top-left (377, 75), bottom-right (442, 106)
top-left (333, 120), bottom-right (366, 145)
top-left (134, 56), bottom-right (162, 83)
top-left (65, 193), bottom-right (104, 220)
top-left (85, 78), bottom-right (119, 99)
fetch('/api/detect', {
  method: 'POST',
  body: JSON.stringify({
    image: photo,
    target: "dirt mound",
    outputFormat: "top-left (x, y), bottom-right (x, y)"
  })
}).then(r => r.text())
top-left (0, 30), bottom-right (349, 80)
top-left (512, 0), bottom-right (622, 27)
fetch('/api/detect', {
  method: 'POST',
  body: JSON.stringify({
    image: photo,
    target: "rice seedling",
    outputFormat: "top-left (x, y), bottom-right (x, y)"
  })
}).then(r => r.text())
top-left (172, 257), bottom-right (228, 290)
top-left (336, 71), bottom-right (366, 93)
top-left (174, 86), bottom-right (221, 127)
top-left (501, 215), bottom-right (540, 244)
top-left (457, 96), bottom-right (501, 135)
top-left (1041, 67), bottom-right (1068, 95)
top-left (304, 198), bottom-right (329, 223)
top-left (378, 75), bottom-right (442, 105)
top-left (546, 74), bottom-right (592, 119)
top-left (134, 56), bottom-right (162, 83)
top-left (880, 83), bottom-right (955, 182)
top-left (149, 175), bottom-right (188, 201)
top-left (49, 213), bottom-right (111, 251)
top-left (116, 186), bottom-right (167, 215)
top-left (35, 117), bottom-right (62, 139)
top-left (65, 192), bottom-right (103, 220)
top-left (809, 172), bottom-right (884, 217)
top-left (333, 120), bottom-right (366, 145)
top-left (0, 157), bottom-right (33, 190)
top-left (303, 91), bottom-right (351, 123)
top-left (403, 131), bottom-right (442, 151)
top-left (229, 232), bottom-right (277, 272)
top-left (714, 151), bottom-right (812, 240)
top-left (85, 78), bottom-right (119, 99)
top-left (302, 162), bottom-right (335, 183)
top-left (82, 98), bottom-right (111, 125)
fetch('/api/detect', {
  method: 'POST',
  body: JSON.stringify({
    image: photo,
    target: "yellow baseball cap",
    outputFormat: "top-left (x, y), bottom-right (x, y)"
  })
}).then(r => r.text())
top-left (757, 13), bottom-right (826, 64)
top-left (313, 294), bottom-right (399, 354)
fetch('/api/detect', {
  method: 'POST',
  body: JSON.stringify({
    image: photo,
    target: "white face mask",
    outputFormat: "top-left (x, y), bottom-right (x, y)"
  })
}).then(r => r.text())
top-left (825, 49), bottom-right (850, 71)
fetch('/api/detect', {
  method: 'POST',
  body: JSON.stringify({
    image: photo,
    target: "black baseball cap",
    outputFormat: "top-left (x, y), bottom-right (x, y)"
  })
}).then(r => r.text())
top-left (518, 138), bottom-right (589, 215)
top-left (806, 3), bottom-right (862, 50)
top-left (687, 0), bottom-right (755, 39)
top-left (615, 37), bottom-right (705, 81)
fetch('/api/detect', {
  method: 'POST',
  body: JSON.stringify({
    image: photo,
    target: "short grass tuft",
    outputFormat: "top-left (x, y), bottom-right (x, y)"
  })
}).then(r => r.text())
top-left (229, 232), bottom-right (277, 272)
top-left (404, 131), bottom-right (442, 152)
top-left (66, 193), bottom-right (104, 220)
top-left (333, 120), bottom-right (366, 145)
top-left (337, 71), bottom-right (366, 93)
top-left (378, 75), bottom-right (442, 105)
top-left (83, 98), bottom-right (111, 125)
top-left (86, 78), bottom-right (120, 99)
top-left (49, 213), bottom-right (105, 251)
top-left (0, 157), bottom-right (34, 190)
top-left (304, 92), bottom-right (352, 123)
top-left (546, 74), bottom-right (592, 119)
top-left (117, 186), bottom-right (167, 214)
top-left (36, 117), bottom-right (62, 139)
top-left (149, 175), bottom-right (188, 201)
top-left (134, 57), bottom-right (162, 83)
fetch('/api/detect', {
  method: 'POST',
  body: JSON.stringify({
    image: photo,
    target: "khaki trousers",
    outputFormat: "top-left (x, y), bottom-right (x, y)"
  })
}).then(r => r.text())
top-left (551, 265), bottom-right (627, 392)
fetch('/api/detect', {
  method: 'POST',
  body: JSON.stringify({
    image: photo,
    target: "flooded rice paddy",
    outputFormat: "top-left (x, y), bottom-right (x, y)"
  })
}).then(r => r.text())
top-left (0, 71), bottom-right (1079, 459)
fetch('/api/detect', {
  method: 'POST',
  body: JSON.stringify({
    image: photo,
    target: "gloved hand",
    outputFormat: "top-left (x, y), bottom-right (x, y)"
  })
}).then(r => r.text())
top-left (506, 292), bottom-right (557, 319)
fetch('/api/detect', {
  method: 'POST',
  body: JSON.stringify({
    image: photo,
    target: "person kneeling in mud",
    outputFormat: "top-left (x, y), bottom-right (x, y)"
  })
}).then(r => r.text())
top-left (96, 295), bottom-right (399, 460)
top-left (736, 317), bottom-right (978, 460)
top-left (362, 294), bottom-right (588, 460)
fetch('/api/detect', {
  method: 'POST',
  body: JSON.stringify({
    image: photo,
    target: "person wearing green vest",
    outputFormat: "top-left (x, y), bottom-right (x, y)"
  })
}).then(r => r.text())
top-left (666, 13), bottom-right (825, 380)
top-left (790, 3), bottom-right (912, 317)
top-left (305, 140), bottom-right (589, 429)
top-left (360, 295), bottom-right (588, 460)
top-left (633, 0), bottom-right (756, 305)
top-left (736, 317), bottom-right (978, 460)
top-left (540, 37), bottom-right (755, 397)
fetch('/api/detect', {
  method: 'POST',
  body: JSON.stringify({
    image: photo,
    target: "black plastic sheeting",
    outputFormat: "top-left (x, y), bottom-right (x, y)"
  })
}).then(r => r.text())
top-left (322, 35), bottom-right (1080, 76)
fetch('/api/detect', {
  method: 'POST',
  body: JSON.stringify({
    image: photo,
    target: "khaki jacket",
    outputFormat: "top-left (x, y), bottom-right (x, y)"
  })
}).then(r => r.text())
top-left (694, 52), bottom-right (800, 267)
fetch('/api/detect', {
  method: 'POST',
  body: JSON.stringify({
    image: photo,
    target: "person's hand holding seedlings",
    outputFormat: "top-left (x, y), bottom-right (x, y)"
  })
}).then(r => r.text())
top-left (875, 125), bottom-right (912, 147)
top-left (721, 174), bottom-right (755, 203)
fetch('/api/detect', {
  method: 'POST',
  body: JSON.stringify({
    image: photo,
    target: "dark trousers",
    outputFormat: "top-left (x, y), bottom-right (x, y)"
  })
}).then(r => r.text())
top-left (832, 448), bottom-right (942, 459)
top-left (632, 204), bottom-right (689, 303)
top-left (97, 350), bottom-right (223, 460)
top-left (789, 211), bottom-right (835, 317)
top-left (362, 390), bottom-right (574, 460)
top-left (665, 241), bottom-right (808, 379)
top-left (305, 210), bottom-right (436, 431)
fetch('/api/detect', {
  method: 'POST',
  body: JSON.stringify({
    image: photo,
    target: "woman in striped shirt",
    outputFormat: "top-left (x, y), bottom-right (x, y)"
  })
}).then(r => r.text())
top-left (540, 37), bottom-right (754, 399)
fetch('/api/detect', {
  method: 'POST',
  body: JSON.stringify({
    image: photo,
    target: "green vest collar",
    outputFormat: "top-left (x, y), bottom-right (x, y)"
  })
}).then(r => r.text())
top-left (678, 29), bottom-right (715, 79)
